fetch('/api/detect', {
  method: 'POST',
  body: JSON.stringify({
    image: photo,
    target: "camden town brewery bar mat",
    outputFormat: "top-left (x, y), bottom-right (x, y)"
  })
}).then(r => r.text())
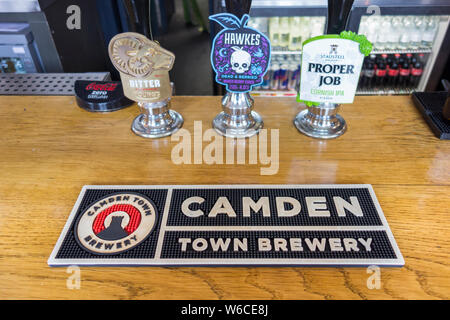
top-left (48, 185), bottom-right (404, 267)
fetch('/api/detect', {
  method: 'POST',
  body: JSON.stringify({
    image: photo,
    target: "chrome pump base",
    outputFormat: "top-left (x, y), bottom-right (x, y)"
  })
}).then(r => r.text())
top-left (132, 99), bottom-right (183, 138)
top-left (294, 102), bottom-right (347, 139)
top-left (213, 92), bottom-right (263, 138)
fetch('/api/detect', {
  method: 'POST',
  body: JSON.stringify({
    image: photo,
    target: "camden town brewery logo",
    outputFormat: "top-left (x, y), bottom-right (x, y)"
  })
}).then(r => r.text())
top-left (75, 193), bottom-right (157, 254)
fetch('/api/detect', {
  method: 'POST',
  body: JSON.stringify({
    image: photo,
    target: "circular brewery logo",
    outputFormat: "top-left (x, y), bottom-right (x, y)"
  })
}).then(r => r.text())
top-left (75, 193), bottom-right (157, 255)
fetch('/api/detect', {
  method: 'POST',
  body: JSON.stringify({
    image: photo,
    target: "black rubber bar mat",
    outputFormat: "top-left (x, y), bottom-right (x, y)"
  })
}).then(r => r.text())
top-left (48, 185), bottom-right (404, 267)
top-left (412, 91), bottom-right (450, 140)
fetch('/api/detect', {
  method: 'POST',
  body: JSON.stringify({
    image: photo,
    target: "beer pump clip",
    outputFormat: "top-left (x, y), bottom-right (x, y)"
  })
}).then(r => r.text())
top-left (209, 0), bottom-right (271, 138)
top-left (108, 32), bottom-right (183, 138)
top-left (294, 0), bottom-right (372, 139)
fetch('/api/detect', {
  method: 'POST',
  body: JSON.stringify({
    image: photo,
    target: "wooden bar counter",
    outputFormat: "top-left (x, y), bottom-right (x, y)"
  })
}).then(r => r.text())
top-left (0, 95), bottom-right (449, 300)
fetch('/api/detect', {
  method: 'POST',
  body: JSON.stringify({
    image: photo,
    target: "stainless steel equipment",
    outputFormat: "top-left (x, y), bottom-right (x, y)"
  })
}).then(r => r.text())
top-left (212, 0), bottom-right (265, 138)
top-left (213, 92), bottom-right (263, 138)
top-left (293, 0), bottom-right (354, 139)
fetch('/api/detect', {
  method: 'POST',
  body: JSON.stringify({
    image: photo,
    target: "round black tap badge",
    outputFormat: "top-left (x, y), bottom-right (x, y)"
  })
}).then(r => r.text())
top-left (75, 193), bottom-right (157, 255)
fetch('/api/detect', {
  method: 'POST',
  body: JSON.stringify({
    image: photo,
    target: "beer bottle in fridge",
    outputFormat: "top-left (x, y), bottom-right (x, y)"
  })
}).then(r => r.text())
top-left (375, 62), bottom-right (387, 89)
top-left (410, 62), bottom-right (423, 88)
top-left (398, 62), bottom-right (411, 88)
top-left (386, 62), bottom-right (399, 88)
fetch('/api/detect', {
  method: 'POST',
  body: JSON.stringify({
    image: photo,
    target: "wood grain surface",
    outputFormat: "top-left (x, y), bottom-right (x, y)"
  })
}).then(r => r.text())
top-left (0, 95), bottom-right (449, 300)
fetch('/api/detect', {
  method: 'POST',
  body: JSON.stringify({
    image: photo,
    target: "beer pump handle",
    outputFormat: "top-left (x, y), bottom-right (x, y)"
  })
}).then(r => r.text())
top-left (294, 0), bottom-right (356, 139)
top-left (122, 0), bottom-right (151, 38)
top-left (108, 32), bottom-right (183, 138)
top-left (211, 0), bottom-right (265, 138)
top-left (224, 0), bottom-right (252, 18)
top-left (326, 0), bottom-right (355, 35)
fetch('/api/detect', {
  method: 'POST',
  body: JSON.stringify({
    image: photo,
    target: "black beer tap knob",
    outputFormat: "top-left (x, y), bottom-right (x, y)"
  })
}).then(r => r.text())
top-left (326, 0), bottom-right (355, 35)
top-left (122, 0), bottom-right (151, 38)
top-left (225, 0), bottom-right (252, 18)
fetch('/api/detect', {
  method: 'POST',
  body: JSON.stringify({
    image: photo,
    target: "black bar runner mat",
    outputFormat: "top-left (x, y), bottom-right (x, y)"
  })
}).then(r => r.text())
top-left (412, 91), bottom-right (450, 140)
top-left (48, 185), bottom-right (404, 267)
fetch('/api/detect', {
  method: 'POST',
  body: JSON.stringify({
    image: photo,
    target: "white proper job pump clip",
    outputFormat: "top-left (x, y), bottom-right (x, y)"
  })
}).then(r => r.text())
top-left (298, 32), bottom-right (373, 105)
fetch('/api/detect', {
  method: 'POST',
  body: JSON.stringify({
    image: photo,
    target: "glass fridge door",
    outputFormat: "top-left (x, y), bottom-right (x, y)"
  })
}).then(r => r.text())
top-left (212, 0), bottom-right (450, 96)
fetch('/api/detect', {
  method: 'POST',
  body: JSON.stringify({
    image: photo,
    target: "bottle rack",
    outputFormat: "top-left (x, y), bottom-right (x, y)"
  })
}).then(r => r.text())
top-left (271, 47), bottom-right (433, 54)
top-left (356, 88), bottom-right (416, 96)
top-left (371, 48), bottom-right (433, 55)
top-left (252, 90), bottom-right (297, 97)
top-left (271, 50), bottom-right (302, 55)
top-left (253, 88), bottom-right (416, 98)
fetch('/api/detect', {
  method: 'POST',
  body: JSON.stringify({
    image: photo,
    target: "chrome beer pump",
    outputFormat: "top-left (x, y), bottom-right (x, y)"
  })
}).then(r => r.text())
top-left (211, 0), bottom-right (269, 138)
top-left (213, 92), bottom-right (263, 138)
top-left (294, 0), bottom-right (355, 139)
top-left (108, 32), bottom-right (183, 138)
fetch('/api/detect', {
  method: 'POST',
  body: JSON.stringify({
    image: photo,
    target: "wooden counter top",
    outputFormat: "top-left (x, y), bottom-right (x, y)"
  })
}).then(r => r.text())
top-left (0, 95), bottom-right (448, 300)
